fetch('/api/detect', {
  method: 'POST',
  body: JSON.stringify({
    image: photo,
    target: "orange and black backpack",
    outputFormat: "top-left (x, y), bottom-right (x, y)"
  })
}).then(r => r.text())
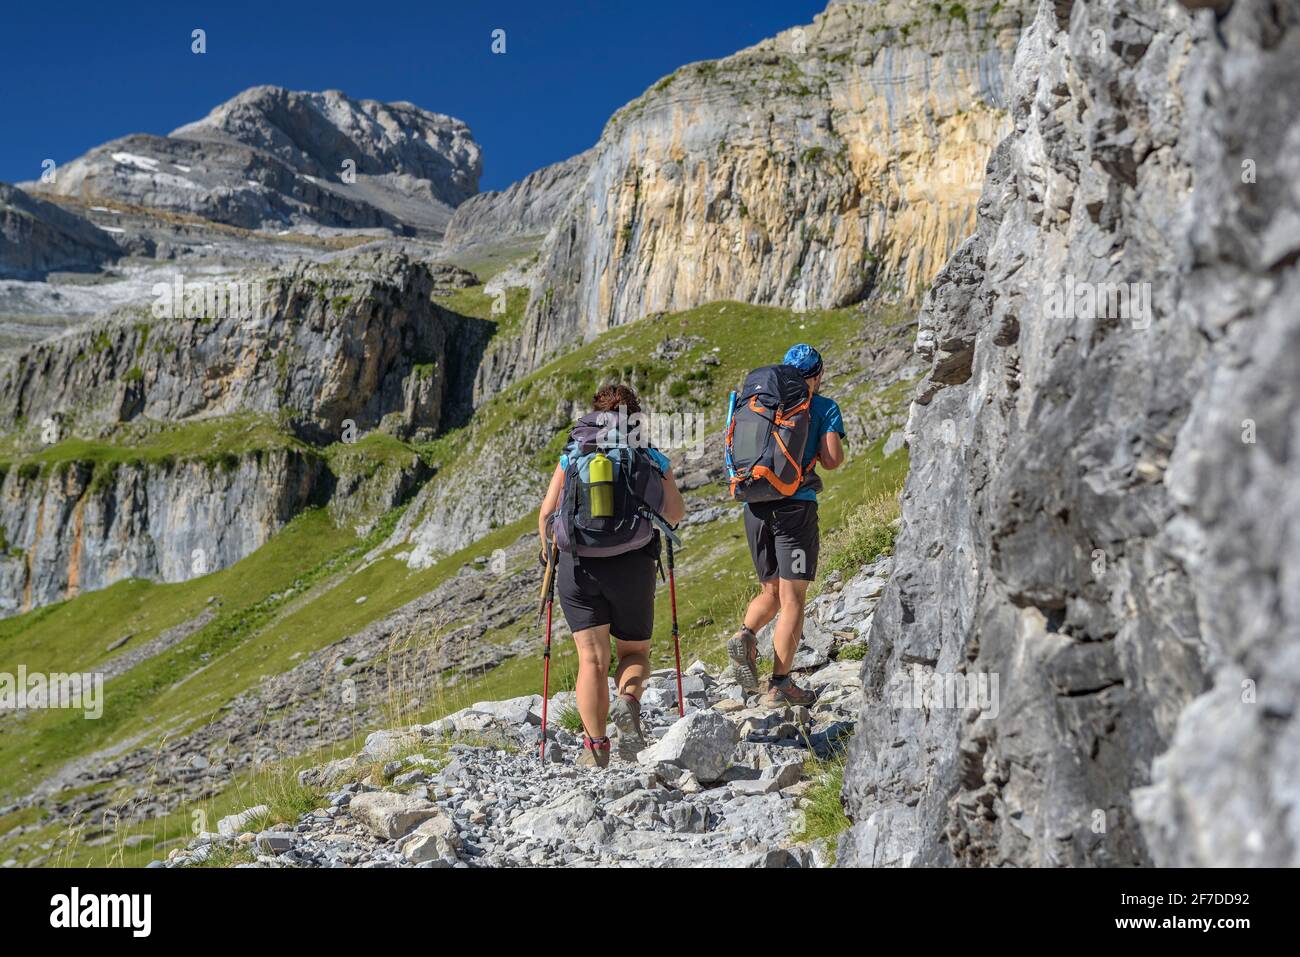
top-left (724, 364), bottom-right (819, 502)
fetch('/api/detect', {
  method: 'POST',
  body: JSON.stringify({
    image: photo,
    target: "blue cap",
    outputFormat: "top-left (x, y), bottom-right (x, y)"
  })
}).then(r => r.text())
top-left (783, 344), bottom-right (823, 378)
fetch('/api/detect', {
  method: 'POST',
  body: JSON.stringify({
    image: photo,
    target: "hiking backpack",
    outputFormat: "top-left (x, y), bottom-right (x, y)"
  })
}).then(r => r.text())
top-left (724, 364), bottom-right (819, 502)
top-left (552, 410), bottom-right (666, 557)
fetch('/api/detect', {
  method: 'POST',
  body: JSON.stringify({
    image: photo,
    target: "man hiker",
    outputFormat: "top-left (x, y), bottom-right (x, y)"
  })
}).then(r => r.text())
top-left (538, 384), bottom-right (685, 768)
top-left (727, 344), bottom-right (844, 706)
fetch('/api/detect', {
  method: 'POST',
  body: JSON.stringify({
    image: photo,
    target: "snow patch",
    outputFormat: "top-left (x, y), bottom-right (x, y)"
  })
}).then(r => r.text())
top-left (111, 152), bottom-right (160, 172)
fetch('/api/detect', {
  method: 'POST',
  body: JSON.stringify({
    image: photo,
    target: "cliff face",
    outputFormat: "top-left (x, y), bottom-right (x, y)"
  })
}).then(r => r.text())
top-left (0, 252), bottom-right (489, 445)
top-left (490, 0), bottom-right (1031, 395)
top-left (0, 450), bottom-right (321, 616)
top-left (0, 250), bottom-right (483, 613)
top-left (442, 149), bottom-right (595, 252)
top-left (24, 86), bottom-right (482, 237)
top-left (840, 0), bottom-right (1300, 867)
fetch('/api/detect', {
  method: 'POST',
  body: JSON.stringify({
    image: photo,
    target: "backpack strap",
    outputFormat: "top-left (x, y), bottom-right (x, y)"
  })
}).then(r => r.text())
top-left (560, 455), bottom-right (581, 558)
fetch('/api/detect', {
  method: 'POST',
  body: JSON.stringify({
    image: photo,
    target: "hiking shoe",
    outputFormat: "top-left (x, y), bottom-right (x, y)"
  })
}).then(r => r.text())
top-left (609, 694), bottom-right (645, 760)
top-left (727, 627), bottom-right (762, 692)
top-left (576, 735), bottom-right (610, 769)
top-left (760, 678), bottom-right (818, 708)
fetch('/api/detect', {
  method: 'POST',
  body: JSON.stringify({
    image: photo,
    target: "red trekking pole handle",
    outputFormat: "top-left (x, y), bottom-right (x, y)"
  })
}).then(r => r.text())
top-left (668, 536), bottom-right (684, 718)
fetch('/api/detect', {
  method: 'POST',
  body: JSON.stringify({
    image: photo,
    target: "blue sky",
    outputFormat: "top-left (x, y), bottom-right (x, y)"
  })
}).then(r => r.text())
top-left (0, 0), bottom-right (827, 192)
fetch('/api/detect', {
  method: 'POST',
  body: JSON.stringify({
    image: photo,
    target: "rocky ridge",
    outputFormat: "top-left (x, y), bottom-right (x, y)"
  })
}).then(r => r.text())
top-left (24, 86), bottom-right (481, 239)
top-left (0, 250), bottom-right (484, 443)
top-left (441, 148), bottom-right (594, 254)
top-left (0, 184), bottom-right (123, 280)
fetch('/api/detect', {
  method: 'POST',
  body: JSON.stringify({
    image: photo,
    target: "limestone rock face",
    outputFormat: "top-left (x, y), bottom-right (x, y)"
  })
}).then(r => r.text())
top-left (0, 183), bottom-right (122, 279)
top-left (839, 0), bottom-right (1300, 867)
top-left (0, 450), bottom-right (322, 617)
top-left (494, 0), bottom-right (1032, 394)
top-left (25, 86), bottom-right (482, 237)
top-left (442, 149), bottom-right (595, 252)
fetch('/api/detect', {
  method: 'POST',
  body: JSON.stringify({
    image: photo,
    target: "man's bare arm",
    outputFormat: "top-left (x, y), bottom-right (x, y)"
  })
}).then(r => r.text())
top-left (818, 432), bottom-right (845, 470)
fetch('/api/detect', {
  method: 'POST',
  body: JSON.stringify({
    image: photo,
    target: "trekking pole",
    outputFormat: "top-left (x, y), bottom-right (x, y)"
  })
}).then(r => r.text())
top-left (667, 535), bottom-right (685, 718)
top-left (538, 539), bottom-right (559, 763)
top-left (639, 504), bottom-right (686, 718)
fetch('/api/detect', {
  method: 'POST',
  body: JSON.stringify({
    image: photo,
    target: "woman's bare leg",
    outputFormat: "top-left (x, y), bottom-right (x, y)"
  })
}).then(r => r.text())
top-left (572, 625), bottom-right (613, 737)
top-left (613, 638), bottom-right (652, 700)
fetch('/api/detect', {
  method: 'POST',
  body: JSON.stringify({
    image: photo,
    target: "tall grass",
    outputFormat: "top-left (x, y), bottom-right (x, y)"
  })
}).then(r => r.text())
top-left (819, 490), bottom-right (901, 579)
top-left (793, 753), bottom-right (852, 863)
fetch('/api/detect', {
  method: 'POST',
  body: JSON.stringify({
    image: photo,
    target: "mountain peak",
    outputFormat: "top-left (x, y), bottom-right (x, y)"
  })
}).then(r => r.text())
top-left (27, 86), bottom-right (481, 238)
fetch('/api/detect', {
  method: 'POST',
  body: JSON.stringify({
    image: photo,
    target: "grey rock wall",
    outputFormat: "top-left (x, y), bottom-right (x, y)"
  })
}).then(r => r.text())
top-left (840, 0), bottom-right (1299, 867)
top-left (0, 184), bottom-right (122, 279)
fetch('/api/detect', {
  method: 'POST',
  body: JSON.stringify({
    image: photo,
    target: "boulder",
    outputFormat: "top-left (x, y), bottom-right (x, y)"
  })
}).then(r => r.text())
top-left (216, 805), bottom-right (268, 837)
top-left (348, 792), bottom-right (440, 840)
top-left (510, 791), bottom-right (602, 841)
top-left (361, 729), bottom-right (422, 760)
top-left (469, 694), bottom-right (543, 726)
top-left (637, 709), bottom-right (738, 783)
top-left (398, 811), bottom-right (460, 864)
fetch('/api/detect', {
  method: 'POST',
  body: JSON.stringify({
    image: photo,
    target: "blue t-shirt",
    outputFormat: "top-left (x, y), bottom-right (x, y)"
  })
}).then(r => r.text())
top-left (790, 394), bottom-right (844, 502)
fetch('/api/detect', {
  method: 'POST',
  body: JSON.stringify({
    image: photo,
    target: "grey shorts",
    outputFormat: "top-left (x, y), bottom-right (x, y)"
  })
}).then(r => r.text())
top-left (744, 499), bottom-right (819, 582)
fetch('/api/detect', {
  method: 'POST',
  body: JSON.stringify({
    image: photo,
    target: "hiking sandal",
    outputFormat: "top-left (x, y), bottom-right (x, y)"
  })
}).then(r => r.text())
top-left (760, 678), bottom-right (818, 708)
top-left (727, 627), bottom-right (762, 692)
top-left (609, 694), bottom-right (645, 760)
top-left (577, 734), bottom-right (611, 769)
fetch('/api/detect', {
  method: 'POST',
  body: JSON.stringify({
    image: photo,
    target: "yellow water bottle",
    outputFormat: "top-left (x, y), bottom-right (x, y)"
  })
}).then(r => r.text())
top-left (589, 453), bottom-right (614, 518)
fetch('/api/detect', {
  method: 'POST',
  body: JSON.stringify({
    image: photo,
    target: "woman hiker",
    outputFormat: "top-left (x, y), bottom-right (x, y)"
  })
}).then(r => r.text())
top-left (538, 384), bottom-right (685, 769)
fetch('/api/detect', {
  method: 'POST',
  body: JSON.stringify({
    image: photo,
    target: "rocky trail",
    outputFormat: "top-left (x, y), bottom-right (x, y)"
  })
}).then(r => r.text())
top-left (154, 558), bottom-right (890, 869)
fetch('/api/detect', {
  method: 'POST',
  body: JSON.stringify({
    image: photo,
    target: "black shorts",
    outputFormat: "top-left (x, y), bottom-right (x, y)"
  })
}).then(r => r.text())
top-left (556, 543), bottom-right (658, 642)
top-left (744, 499), bottom-right (820, 582)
